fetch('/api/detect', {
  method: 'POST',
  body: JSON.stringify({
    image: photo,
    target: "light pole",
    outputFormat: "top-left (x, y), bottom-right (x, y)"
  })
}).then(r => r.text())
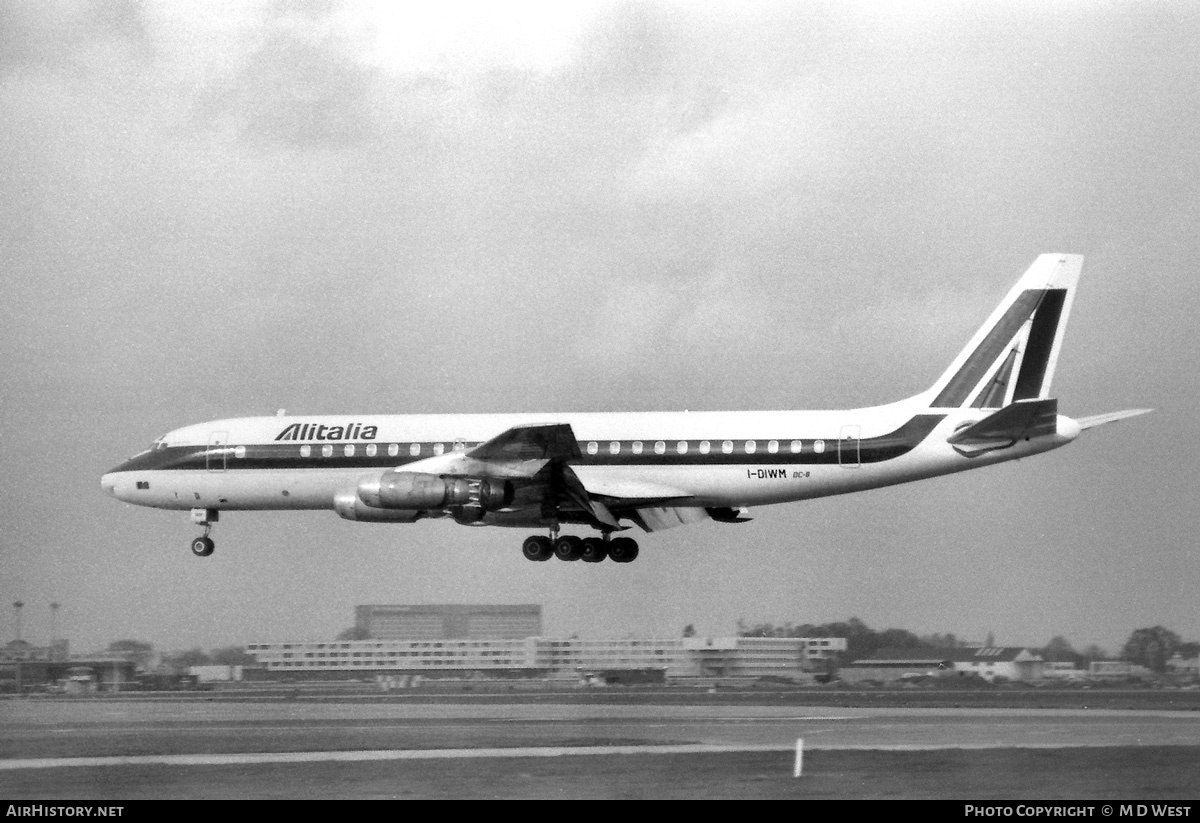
top-left (50, 602), bottom-right (61, 659)
top-left (12, 601), bottom-right (23, 694)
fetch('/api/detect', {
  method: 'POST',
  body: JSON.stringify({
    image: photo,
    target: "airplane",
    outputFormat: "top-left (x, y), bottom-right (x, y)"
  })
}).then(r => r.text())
top-left (101, 254), bottom-right (1150, 563)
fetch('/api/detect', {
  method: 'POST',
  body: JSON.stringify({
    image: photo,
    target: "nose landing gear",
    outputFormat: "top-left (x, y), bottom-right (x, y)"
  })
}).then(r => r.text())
top-left (190, 508), bottom-right (218, 557)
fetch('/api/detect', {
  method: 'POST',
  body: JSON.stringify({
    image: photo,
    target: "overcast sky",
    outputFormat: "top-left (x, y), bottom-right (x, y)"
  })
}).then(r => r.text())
top-left (2, 0), bottom-right (1197, 657)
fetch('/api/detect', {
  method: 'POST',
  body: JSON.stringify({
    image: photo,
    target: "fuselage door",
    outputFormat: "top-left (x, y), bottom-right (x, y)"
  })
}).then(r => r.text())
top-left (839, 424), bottom-right (861, 468)
top-left (207, 431), bottom-right (229, 473)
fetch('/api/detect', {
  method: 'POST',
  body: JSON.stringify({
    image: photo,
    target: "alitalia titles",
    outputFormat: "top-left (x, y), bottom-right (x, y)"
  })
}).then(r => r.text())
top-left (275, 423), bottom-right (378, 442)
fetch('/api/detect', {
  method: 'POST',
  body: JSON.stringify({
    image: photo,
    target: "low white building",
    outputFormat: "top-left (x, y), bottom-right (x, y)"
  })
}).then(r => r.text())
top-left (945, 647), bottom-right (1044, 682)
top-left (245, 636), bottom-right (847, 681)
top-left (843, 646), bottom-right (1045, 683)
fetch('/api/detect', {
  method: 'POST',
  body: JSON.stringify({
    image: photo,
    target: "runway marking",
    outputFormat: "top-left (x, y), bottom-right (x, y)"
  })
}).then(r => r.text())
top-left (0, 744), bottom-right (785, 770)
top-left (3, 741), bottom-right (1194, 771)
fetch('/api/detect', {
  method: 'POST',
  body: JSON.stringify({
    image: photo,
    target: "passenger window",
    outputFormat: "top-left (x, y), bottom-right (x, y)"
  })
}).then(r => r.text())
top-left (300, 445), bottom-right (311, 458)
top-left (234, 445), bottom-right (246, 459)
top-left (814, 439), bottom-right (825, 454)
top-left (366, 444), bottom-right (377, 457)
top-left (745, 440), bottom-right (757, 454)
top-left (322, 445), bottom-right (333, 458)
top-left (344, 444), bottom-right (355, 457)
top-left (410, 443), bottom-right (420, 457)
top-left (654, 441), bottom-right (666, 455)
top-left (632, 441), bottom-right (643, 455)
top-left (768, 440), bottom-right (779, 454)
top-left (609, 441), bottom-right (620, 455)
top-left (434, 443), bottom-right (445, 455)
top-left (677, 441), bottom-right (688, 454)
top-left (587, 441), bottom-right (598, 455)
top-left (699, 440), bottom-right (710, 454)
top-left (722, 440), bottom-right (733, 454)
top-left (790, 440), bottom-right (802, 453)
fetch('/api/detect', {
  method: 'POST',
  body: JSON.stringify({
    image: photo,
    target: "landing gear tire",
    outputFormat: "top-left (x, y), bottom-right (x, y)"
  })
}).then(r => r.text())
top-left (608, 537), bottom-right (639, 563)
top-left (190, 508), bottom-right (218, 558)
top-left (553, 535), bottom-right (583, 561)
top-left (522, 535), bottom-right (553, 561)
top-left (191, 536), bottom-right (215, 557)
top-left (580, 537), bottom-right (608, 563)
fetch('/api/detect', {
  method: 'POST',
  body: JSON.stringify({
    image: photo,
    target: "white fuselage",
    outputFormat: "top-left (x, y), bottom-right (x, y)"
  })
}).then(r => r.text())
top-left (100, 400), bottom-right (1080, 519)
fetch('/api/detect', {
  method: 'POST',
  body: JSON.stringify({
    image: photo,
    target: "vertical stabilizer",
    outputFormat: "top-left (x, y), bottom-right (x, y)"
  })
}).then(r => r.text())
top-left (922, 254), bottom-right (1081, 409)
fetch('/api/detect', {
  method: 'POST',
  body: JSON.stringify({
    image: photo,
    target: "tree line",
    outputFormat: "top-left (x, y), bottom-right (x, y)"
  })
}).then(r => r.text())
top-left (731, 618), bottom-right (1200, 673)
top-left (104, 640), bottom-right (257, 670)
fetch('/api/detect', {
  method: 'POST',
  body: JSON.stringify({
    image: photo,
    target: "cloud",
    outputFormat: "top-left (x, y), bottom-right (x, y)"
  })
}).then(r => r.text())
top-left (0, 0), bottom-right (152, 75)
top-left (192, 5), bottom-right (378, 148)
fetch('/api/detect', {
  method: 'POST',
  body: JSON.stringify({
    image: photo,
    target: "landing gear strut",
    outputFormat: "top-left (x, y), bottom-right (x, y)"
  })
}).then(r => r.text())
top-left (190, 508), bottom-right (217, 557)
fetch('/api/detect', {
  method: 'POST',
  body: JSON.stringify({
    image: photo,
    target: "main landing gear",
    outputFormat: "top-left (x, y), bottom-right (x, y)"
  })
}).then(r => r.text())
top-left (190, 508), bottom-right (217, 557)
top-left (520, 533), bottom-right (639, 564)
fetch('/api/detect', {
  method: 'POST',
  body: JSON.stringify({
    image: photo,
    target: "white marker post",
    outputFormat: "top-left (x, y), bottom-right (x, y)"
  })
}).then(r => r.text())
top-left (793, 738), bottom-right (803, 777)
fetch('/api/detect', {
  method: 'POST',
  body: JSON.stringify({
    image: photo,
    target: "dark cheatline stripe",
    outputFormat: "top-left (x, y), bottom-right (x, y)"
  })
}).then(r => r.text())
top-left (1012, 288), bottom-right (1067, 401)
top-left (932, 289), bottom-right (1046, 408)
top-left (582, 415), bottom-right (943, 466)
top-left (106, 415), bottom-right (945, 474)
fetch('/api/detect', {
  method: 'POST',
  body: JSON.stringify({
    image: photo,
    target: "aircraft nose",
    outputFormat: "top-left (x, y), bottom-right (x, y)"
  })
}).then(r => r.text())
top-left (101, 473), bottom-right (117, 496)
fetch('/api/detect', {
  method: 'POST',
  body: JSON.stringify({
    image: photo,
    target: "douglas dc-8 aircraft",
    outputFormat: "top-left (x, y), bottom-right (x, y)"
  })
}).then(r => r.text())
top-left (102, 254), bottom-right (1149, 563)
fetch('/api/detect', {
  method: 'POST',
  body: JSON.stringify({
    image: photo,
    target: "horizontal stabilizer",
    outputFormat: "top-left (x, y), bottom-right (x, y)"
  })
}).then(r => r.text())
top-left (1076, 408), bottom-right (1154, 430)
top-left (947, 398), bottom-right (1059, 455)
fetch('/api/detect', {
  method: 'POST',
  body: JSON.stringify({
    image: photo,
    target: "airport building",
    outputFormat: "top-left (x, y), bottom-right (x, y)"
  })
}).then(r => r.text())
top-left (244, 634), bottom-right (846, 680)
top-left (244, 602), bottom-right (847, 681)
top-left (355, 604), bottom-right (541, 641)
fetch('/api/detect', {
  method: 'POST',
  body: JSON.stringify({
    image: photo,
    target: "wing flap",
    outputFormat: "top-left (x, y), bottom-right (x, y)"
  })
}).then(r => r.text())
top-left (567, 468), bottom-right (693, 504)
top-left (629, 506), bottom-right (711, 532)
top-left (566, 467), bottom-right (695, 532)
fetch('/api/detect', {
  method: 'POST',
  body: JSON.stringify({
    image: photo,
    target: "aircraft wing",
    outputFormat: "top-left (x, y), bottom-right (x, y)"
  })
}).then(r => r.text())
top-left (457, 423), bottom-right (704, 532)
top-left (1076, 408), bottom-right (1154, 430)
top-left (468, 423), bottom-right (581, 462)
top-left (436, 423), bottom-right (582, 479)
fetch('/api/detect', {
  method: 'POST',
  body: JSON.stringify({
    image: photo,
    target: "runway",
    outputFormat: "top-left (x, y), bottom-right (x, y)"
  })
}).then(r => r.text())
top-left (4, 696), bottom-right (1199, 798)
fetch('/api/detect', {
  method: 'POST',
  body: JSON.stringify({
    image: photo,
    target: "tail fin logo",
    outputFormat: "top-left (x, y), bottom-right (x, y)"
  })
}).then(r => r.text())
top-left (927, 255), bottom-right (1081, 409)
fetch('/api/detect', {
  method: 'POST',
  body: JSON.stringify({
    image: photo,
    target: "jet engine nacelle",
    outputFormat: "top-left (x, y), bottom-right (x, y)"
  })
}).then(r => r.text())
top-left (357, 471), bottom-right (513, 511)
top-left (333, 490), bottom-right (423, 523)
